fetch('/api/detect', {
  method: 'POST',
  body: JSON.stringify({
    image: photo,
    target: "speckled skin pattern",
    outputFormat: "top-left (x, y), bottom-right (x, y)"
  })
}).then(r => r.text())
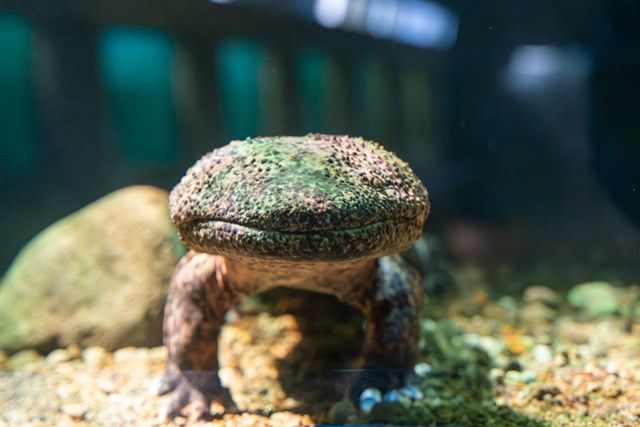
top-left (156, 134), bottom-right (429, 420)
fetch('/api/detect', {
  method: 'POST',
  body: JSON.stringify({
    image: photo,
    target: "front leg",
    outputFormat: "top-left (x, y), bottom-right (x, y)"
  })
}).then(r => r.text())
top-left (152, 251), bottom-right (240, 420)
top-left (353, 254), bottom-right (423, 396)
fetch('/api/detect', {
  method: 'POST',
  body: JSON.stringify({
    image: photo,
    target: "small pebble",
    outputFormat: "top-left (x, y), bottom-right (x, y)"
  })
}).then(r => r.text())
top-left (520, 302), bottom-right (556, 324)
top-left (523, 285), bottom-right (561, 306)
top-left (463, 334), bottom-right (505, 359)
top-left (413, 362), bottom-right (433, 377)
top-left (504, 369), bottom-right (537, 384)
top-left (327, 398), bottom-right (357, 424)
top-left (359, 387), bottom-right (382, 414)
top-left (8, 349), bottom-right (42, 371)
top-left (489, 367), bottom-right (505, 385)
top-left (97, 378), bottom-right (116, 394)
top-left (360, 387), bottom-right (382, 401)
top-left (521, 370), bottom-right (538, 383)
top-left (60, 403), bottom-right (89, 420)
top-left (504, 370), bottom-right (523, 385)
top-left (56, 385), bottom-right (76, 400)
top-left (568, 281), bottom-right (620, 318)
top-left (400, 384), bottom-right (424, 400)
top-left (498, 296), bottom-right (518, 312)
top-left (532, 344), bottom-right (554, 365)
top-left (66, 344), bottom-right (82, 359)
top-left (113, 347), bottom-right (146, 363)
top-left (360, 398), bottom-right (378, 414)
top-left (147, 346), bottom-right (168, 362)
top-left (82, 346), bottom-right (108, 366)
top-left (556, 320), bottom-right (591, 345)
top-left (383, 389), bottom-right (402, 402)
top-left (46, 348), bottom-right (72, 365)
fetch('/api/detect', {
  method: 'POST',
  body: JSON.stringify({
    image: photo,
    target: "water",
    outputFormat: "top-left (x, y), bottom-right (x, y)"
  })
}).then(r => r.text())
top-left (1, 1), bottom-right (639, 426)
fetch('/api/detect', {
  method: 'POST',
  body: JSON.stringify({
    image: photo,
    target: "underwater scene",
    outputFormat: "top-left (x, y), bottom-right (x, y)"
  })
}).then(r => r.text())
top-left (1, 1), bottom-right (639, 426)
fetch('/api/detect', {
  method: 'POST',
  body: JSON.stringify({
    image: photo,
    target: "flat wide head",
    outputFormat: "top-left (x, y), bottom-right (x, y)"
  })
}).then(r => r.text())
top-left (170, 134), bottom-right (429, 262)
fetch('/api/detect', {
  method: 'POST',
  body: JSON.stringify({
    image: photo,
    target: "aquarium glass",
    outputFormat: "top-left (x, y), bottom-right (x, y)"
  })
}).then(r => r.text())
top-left (1, 1), bottom-right (639, 426)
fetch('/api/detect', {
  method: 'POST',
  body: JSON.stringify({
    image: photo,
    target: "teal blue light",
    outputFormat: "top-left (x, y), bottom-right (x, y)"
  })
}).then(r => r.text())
top-left (0, 14), bottom-right (37, 174)
top-left (99, 27), bottom-right (178, 164)
top-left (217, 40), bottom-right (262, 140)
top-left (297, 49), bottom-right (329, 132)
top-left (353, 57), bottom-right (392, 143)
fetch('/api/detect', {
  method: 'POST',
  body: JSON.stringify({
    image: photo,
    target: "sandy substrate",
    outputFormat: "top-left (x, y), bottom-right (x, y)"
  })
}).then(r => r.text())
top-left (1, 290), bottom-right (639, 427)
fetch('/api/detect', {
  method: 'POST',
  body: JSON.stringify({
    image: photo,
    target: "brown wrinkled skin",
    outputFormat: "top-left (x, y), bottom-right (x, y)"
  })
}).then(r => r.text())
top-left (157, 134), bottom-right (429, 420)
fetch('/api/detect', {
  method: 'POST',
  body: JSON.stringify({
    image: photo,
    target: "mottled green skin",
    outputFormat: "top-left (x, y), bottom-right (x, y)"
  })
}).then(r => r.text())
top-left (157, 134), bottom-right (429, 420)
top-left (170, 134), bottom-right (429, 261)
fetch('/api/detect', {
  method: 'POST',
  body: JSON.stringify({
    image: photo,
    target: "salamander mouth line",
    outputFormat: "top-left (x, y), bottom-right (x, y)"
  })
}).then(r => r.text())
top-left (179, 216), bottom-right (419, 236)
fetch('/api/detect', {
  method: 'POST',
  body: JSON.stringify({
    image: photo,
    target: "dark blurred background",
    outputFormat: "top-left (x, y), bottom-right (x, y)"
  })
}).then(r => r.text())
top-left (1, 0), bottom-right (639, 288)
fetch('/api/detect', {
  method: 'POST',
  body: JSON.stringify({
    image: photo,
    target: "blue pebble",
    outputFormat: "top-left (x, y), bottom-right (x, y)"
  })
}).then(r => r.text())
top-left (413, 362), bottom-right (433, 377)
top-left (360, 397), bottom-right (378, 414)
top-left (382, 389), bottom-right (402, 402)
top-left (359, 388), bottom-right (382, 413)
top-left (400, 385), bottom-right (424, 400)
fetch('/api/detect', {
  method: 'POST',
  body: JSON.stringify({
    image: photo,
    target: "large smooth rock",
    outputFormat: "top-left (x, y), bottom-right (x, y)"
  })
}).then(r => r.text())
top-left (0, 186), bottom-right (184, 354)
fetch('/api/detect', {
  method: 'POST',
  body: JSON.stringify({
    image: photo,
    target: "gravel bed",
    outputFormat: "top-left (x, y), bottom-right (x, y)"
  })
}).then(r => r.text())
top-left (2, 286), bottom-right (639, 427)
